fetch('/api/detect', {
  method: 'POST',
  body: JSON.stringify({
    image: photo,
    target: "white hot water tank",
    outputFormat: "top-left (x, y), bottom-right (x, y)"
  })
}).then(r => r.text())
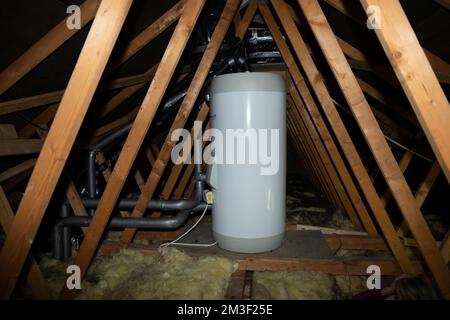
top-left (208, 72), bottom-right (286, 253)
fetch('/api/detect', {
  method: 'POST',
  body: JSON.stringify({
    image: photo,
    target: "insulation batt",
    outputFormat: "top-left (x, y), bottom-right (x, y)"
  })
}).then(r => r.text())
top-left (253, 270), bottom-right (369, 300)
top-left (335, 275), bottom-right (368, 299)
top-left (286, 174), bottom-right (355, 230)
top-left (40, 248), bottom-right (237, 300)
top-left (252, 270), bottom-right (336, 300)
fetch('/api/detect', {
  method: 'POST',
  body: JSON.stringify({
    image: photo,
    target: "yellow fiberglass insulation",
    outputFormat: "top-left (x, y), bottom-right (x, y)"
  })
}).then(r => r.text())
top-left (252, 270), bottom-right (336, 300)
top-left (40, 247), bottom-right (237, 300)
top-left (335, 275), bottom-right (368, 299)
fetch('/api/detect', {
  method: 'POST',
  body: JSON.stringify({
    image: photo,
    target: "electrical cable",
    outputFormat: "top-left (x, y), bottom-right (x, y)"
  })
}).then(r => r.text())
top-left (329, 96), bottom-right (433, 163)
top-left (159, 204), bottom-right (217, 248)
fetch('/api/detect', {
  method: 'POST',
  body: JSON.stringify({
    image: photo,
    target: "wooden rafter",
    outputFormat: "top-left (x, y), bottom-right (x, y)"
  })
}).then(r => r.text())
top-left (236, 3), bottom-right (257, 39)
top-left (360, 0), bottom-right (450, 183)
top-left (107, 1), bottom-right (185, 71)
top-left (58, 0), bottom-right (207, 300)
top-left (263, 3), bottom-right (378, 234)
top-left (118, 0), bottom-right (241, 246)
top-left (0, 159), bottom-right (36, 183)
top-left (289, 85), bottom-right (363, 228)
top-left (0, 0), bottom-right (134, 299)
top-left (0, 0), bottom-right (447, 301)
top-left (0, 186), bottom-right (52, 299)
top-left (0, 0), bottom-right (101, 95)
top-left (272, 0), bottom-right (416, 274)
top-left (288, 95), bottom-right (343, 209)
top-left (434, 0), bottom-right (450, 10)
top-left (397, 161), bottom-right (442, 240)
top-left (297, 0), bottom-right (450, 298)
top-left (322, 0), bottom-right (450, 84)
top-left (0, 71), bottom-right (153, 116)
top-left (380, 150), bottom-right (413, 206)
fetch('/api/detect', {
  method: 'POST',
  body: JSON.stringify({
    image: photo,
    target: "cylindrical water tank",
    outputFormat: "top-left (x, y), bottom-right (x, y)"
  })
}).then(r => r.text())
top-left (209, 72), bottom-right (286, 253)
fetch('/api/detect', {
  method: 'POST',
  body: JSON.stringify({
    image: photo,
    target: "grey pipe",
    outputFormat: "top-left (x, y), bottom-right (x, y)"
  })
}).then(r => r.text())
top-left (61, 203), bottom-right (71, 261)
top-left (87, 123), bottom-right (133, 215)
top-left (57, 147), bottom-right (206, 260)
top-left (80, 180), bottom-right (204, 211)
top-left (52, 203), bottom-right (209, 260)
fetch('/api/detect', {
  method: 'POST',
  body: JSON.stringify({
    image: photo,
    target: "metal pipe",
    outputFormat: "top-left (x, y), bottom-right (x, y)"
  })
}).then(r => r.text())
top-left (87, 151), bottom-right (97, 216)
top-left (52, 204), bottom-right (209, 260)
top-left (87, 123), bottom-right (133, 215)
top-left (59, 202), bottom-right (71, 261)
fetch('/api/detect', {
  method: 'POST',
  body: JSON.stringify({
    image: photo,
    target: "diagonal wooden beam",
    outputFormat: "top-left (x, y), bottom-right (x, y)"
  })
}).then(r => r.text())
top-left (236, 2), bottom-right (257, 39)
top-left (273, 0), bottom-right (415, 274)
top-left (0, 70), bottom-right (156, 116)
top-left (261, 4), bottom-right (377, 232)
top-left (119, 0), bottom-right (241, 245)
top-left (289, 83), bottom-right (363, 228)
top-left (441, 231), bottom-right (450, 264)
top-left (0, 0), bottom-right (102, 95)
top-left (0, 186), bottom-right (52, 299)
top-left (0, 159), bottom-right (37, 183)
top-left (287, 98), bottom-right (340, 207)
top-left (360, 0), bottom-right (450, 183)
top-left (413, 161), bottom-right (441, 208)
top-left (298, 0), bottom-right (450, 298)
top-left (283, 2), bottom-right (418, 131)
top-left (160, 105), bottom-right (209, 201)
top-left (0, 0), bottom-right (134, 299)
top-left (107, 1), bottom-right (185, 71)
top-left (291, 114), bottom-right (341, 207)
top-left (380, 150), bottom-right (413, 206)
top-left (434, 0), bottom-right (450, 10)
top-left (322, 0), bottom-right (450, 84)
top-left (397, 160), bottom-right (442, 239)
top-left (288, 94), bottom-right (344, 209)
top-left (0, 139), bottom-right (43, 156)
top-left (15, 0), bottom-right (184, 136)
top-left (268, 1), bottom-right (378, 234)
top-left (58, 0), bottom-right (206, 300)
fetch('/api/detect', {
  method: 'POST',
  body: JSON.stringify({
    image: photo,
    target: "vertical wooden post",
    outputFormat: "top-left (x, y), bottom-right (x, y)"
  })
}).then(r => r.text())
top-left (298, 0), bottom-right (450, 298)
top-left (0, 0), bottom-right (133, 299)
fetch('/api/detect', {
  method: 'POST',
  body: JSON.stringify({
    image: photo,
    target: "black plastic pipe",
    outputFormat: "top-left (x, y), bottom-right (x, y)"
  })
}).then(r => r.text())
top-left (87, 123), bottom-right (133, 215)
top-left (52, 203), bottom-right (208, 260)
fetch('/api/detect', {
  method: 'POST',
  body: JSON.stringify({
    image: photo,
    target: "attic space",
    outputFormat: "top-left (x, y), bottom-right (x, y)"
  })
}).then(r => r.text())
top-left (0, 0), bottom-right (449, 301)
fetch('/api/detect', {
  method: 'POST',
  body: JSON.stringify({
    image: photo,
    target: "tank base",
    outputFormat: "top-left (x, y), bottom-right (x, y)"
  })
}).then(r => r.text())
top-left (213, 232), bottom-right (284, 253)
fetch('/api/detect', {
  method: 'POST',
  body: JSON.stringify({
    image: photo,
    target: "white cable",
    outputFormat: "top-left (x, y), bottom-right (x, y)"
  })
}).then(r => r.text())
top-left (330, 97), bottom-right (433, 163)
top-left (159, 204), bottom-right (217, 248)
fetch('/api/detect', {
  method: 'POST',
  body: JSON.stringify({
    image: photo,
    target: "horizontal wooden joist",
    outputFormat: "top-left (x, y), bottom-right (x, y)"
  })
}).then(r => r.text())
top-left (0, 139), bottom-right (43, 156)
top-left (0, 71), bottom-right (155, 116)
top-left (0, 159), bottom-right (37, 183)
top-left (99, 241), bottom-right (421, 275)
